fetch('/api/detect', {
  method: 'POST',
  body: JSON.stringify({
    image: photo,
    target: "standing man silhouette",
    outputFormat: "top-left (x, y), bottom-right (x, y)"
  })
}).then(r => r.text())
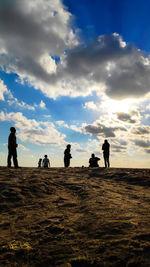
top-left (7, 127), bottom-right (19, 168)
top-left (64, 144), bottom-right (72, 167)
top-left (102, 139), bottom-right (110, 168)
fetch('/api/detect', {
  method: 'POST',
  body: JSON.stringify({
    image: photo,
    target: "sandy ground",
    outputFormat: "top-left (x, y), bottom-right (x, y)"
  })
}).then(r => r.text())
top-left (0, 166), bottom-right (150, 267)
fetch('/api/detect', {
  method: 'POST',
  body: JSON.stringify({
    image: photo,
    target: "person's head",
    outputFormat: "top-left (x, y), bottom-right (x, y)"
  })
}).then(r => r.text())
top-left (10, 127), bottom-right (16, 133)
top-left (39, 158), bottom-right (42, 161)
top-left (104, 139), bottom-right (108, 143)
top-left (44, 155), bottom-right (47, 158)
top-left (67, 144), bottom-right (71, 149)
top-left (91, 153), bottom-right (95, 158)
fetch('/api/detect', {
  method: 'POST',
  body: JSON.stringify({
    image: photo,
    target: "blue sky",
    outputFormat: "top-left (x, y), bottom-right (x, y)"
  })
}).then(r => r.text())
top-left (0, 0), bottom-right (150, 167)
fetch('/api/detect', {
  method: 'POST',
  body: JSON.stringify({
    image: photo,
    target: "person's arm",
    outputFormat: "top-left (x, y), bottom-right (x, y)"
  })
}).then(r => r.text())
top-left (8, 133), bottom-right (13, 147)
top-left (89, 158), bottom-right (91, 167)
top-left (48, 160), bottom-right (50, 167)
top-left (14, 134), bottom-right (18, 147)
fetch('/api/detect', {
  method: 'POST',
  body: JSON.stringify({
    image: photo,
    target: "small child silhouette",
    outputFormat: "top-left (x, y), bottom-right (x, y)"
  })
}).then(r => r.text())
top-left (38, 158), bottom-right (42, 168)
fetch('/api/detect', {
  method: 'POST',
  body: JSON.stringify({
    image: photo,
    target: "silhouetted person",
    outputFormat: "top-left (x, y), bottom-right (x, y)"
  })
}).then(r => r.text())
top-left (89, 153), bottom-right (100, 167)
top-left (42, 155), bottom-right (50, 168)
top-left (102, 140), bottom-right (110, 168)
top-left (7, 127), bottom-right (19, 168)
top-left (38, 158), bottom-right (42, 168)
top-left (64, 144), bottom-right (72, 167)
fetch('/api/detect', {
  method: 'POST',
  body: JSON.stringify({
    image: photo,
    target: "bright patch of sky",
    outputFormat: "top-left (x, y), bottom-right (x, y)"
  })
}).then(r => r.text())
top-left (0, 0), bottom-right (150, 167)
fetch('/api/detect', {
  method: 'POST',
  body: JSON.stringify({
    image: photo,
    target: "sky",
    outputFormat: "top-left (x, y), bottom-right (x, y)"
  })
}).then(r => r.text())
top-left (0, 0), bottom-right (150, 168)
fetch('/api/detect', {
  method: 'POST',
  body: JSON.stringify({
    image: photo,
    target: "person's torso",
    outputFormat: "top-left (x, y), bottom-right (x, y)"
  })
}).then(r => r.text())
top-left (90, 158), bottom-right (99, 167)
top-left (43, 158), bottom-right (49, 166)
top-left (64, 149), bottom-right (71, 158)
top-left (103, 143), bottom-right (110, 153)
top-left (8, 133), bottom-right (16, 148)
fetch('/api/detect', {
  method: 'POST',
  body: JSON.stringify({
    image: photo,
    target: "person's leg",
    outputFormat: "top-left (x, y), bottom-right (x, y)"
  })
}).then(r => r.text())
top-left (7, 149), bottom-right (12, 167)
top-left (64, 159), bottom-right (67, 167)
top-left (104, 155), bottom-right (107, 167)
top-left (107, 156), bottom-right (110, 167)
top-left (12, 149), bottom-right (18, 168)
top-left (64, 158), bottom-right (70, 167)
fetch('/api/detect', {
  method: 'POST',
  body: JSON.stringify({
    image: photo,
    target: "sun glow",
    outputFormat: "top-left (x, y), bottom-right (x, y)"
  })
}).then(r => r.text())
top-left (104, 98), bottom-right (137, 113)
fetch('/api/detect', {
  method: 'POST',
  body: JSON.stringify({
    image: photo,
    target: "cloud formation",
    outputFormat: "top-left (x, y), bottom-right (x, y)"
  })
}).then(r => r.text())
top-left (134, 139), bottom-right (150, 148)
top-left (132, 126), bottom-right (150, 135)
top-left (54, 33), bottom-right (150, 99)
top-left (0, 111), bottom-right (65, 145)
top-left (84, 122), bottom-right (127, 138)
top-left (83, 101), bottom-right (98, 110)
top-left (0, 0), bottom-right (150, 100)
top-left (0, 79), bottom-right (11, 100)
top-left (0, 0), bottom-right (77, 95)
top-left (111, 144), bottom-right (127, 153)
top-left (116, 111), bottom-right (140, 124)
top-left (0, 78), bottom-right (46, 110)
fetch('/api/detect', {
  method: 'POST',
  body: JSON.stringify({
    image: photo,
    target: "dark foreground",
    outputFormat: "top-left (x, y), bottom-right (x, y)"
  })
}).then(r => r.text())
top-left (0, 167), bottom-right (150, 267)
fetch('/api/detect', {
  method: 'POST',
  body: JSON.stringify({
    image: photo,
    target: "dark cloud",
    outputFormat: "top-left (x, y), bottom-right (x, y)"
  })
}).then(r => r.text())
top-left (116, 112), bottom-right (139, 124)
top-left (84, 123), bottom-right (127, 138)
top-left (105, 61), bottom-right (150, 99)
top-left (59, 33), bottom-right (150, 99)
top-left (112, 144), bottom-right (126, 150)
top-left (119, 140), bottom-right (127, 146)
top-left (111, 143), bottom-right (127, 153)
top-left (134, 139), bottom-right (150, 148)
top-left (132, 126), bottom-right (150, 135)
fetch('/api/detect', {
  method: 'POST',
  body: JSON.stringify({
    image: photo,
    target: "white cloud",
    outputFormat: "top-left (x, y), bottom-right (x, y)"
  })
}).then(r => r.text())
top-left (43, 114), bottom-right (51, 118)
top-left (0, 0), bottom-right (78, 98)
top-left (18, 144), bottom-right (29, 151)
top-left (56, 121), bottom-right (69, 128)
top-left (35, 100), bottom-right (46, 109)
top-left (0, 78), bottom-right (47, 110)
top-left (1, 0), bottom-right (150, 101)
top-left (39, 100), bottom-right (46, 109)
top-left (7, 98), bottom-right (35, 110)
top-left (0, 111), bottom-right (66, 145)
top-left (70, 124), bottom-right (83, 133)
top-left (0, 79), bottom-right (11, 100)
top-left (83, 101), bottom-right (98, 110)
top-left (7, 97), bottom-right (46, 110)
top-left (146, 103), bottom-right (150, 110)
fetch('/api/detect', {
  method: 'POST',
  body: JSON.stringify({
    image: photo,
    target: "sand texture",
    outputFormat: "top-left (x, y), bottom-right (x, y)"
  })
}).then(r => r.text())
top-left (0, 167), bottom-right (150, 266)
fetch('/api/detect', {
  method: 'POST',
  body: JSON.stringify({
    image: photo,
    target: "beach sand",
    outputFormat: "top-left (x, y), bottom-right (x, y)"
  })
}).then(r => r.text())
top-left (0, 166), bottom-right (150, 266)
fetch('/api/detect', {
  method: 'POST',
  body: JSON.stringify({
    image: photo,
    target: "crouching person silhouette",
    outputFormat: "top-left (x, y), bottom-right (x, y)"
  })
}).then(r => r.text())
top-left (7, 127), bottom-right (19, 168)
top-left (89, 153), bottom-right (100, 167)
top-left (42, 155), bottom-right (50, 168)
top-left (64, 144), bottom-right (72, 167)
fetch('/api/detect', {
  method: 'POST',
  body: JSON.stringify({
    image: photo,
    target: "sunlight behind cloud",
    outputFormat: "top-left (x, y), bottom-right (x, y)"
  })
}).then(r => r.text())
top-left (102, 98), bottom-right (138, 114)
